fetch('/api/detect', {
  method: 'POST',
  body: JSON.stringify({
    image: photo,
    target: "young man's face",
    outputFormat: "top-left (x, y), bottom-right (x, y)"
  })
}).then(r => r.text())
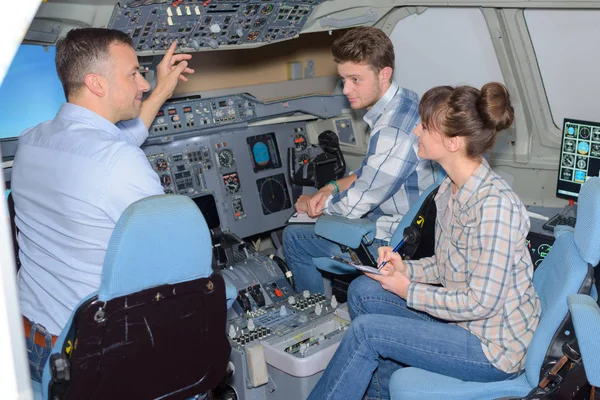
top-left (105, 43), bottom-right (151, 121)
top-left (337, 61), bottom-right (390, 110)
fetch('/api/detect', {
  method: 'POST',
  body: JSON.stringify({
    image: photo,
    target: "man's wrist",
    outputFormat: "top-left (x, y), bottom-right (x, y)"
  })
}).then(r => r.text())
top-left (326, 180), bottom-right (340, 193)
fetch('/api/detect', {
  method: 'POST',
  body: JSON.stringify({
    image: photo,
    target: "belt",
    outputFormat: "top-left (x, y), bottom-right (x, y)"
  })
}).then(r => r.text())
top-left (23, 317), bottom-right (57, 348)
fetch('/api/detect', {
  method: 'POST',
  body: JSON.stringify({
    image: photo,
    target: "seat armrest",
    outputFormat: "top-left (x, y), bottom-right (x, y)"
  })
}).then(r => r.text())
top-left (567, 294), bottom-right (600, 387)
top-left (315, 215), bottom-right (376, 249)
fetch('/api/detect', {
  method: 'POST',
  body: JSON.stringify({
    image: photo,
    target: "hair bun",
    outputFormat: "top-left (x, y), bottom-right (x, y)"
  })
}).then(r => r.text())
top-left (477, 82), bottom-right (514, 132)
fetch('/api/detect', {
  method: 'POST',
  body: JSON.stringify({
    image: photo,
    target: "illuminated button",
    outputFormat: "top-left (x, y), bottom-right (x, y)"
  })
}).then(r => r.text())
top-left (274, 288), bottom-right (283, 297)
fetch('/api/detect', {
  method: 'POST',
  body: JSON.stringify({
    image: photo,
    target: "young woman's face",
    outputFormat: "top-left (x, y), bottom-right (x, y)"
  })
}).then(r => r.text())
top-left (413, 122), bottom-right (448, 161)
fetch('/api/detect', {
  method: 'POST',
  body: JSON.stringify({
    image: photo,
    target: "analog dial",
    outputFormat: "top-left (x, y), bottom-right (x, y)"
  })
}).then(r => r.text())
top-left (218, 149), bottom-right (235, 168)
top-left (223, 173), bottom-right (241, 193)
top-left (160, 174), bottom-right (172, 187)
top-left (257, 174), bottom-right (291, 215)
top-left (294, 134), bottom-right (307, 151)
top-left (562, 154), bottom-right (574, 168)
top-left (156, 158), bottom-right (168, 171)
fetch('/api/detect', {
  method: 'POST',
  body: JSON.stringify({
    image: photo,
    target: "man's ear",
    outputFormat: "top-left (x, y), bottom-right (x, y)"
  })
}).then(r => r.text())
top-left (379, 66), bottom-right (393, 83)
top-left (83, 73), bottom-right (106, 97)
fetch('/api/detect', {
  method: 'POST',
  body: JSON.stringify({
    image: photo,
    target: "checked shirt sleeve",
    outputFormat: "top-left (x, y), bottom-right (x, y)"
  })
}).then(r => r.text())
top-left (323, 126), bottom-right (419, 219)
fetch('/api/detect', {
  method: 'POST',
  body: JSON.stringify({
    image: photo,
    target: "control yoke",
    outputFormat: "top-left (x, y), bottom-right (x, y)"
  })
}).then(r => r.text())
top-left (288, 130), bottom-right (346, 189)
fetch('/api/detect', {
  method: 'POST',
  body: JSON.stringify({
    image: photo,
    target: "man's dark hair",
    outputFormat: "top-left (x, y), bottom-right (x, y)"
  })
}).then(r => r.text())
top-left (56, 28), bottom-right (133, 99)
top-left (331, 27), bottom-right (395, 74)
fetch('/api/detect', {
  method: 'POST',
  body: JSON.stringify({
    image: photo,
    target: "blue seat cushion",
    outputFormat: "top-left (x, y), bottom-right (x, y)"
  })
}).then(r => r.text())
top-left (389, 369), bottom-right (532, 400)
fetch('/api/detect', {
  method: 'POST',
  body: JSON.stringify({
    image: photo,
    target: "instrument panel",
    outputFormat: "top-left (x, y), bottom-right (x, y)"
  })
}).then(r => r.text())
top-left (107, 0), bottom-right (326, 54)
top-left (144, 92), bottom-right (347, 144)
top-left (142, 92), bottom-right (348, 238)
top-left (143, 123), bottom-right (303, 237)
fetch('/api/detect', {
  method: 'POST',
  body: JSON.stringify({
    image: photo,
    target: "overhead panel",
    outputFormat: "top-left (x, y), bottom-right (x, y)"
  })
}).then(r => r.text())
top-left (107, 0), bottom-right (326, 53)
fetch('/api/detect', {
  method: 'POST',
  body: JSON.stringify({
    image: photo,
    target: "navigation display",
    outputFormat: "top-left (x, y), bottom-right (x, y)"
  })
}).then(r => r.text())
top-left (556, 118), bottom-right (600, 200)
top-left (247, 132), bottom-right (282, 173)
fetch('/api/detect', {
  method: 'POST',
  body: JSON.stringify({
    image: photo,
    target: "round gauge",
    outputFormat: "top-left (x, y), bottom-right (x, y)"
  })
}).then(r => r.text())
top-left (160, 174), bottom-right (171, 187)
top-left (223, 174), bottom-right (241, 193)
top-left (538, 244), bottom-right (552, 258)
top-left (577, 158), bottom-right (587, 169)
top-left (577, 141), bottom-right (589, 155)
top-left (562, 154), bottom-right (574, 168)
top-left (564, 139), bottom-right (575, 152)
top-left (579, 126), bottom-right (590, 139)
top-left (259, 177), bottom-right (287, 214)
top-left (261, 4), bottom-right (274, 14)
top-left (299, 154), bottom-right (310, 164)
top-left (535, 258), bottom-right (544, 268)
top-left (218, 149), bottom-right (235, 168)
top-left (156, 158), bottom-right (168, 171)
top-left (294, 134), bottom-right (308, 151)
top-left (247, 31), bottom-right (259, 41)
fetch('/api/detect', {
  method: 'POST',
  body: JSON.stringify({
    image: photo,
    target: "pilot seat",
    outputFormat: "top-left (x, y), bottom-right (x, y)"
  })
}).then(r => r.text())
top-left (389, 177), bottom-right (600, 399)
top-left (32, 194), bottom-right (234, 400)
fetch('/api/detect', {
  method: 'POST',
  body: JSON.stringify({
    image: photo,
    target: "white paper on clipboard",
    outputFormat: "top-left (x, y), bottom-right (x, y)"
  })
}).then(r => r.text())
top-left (287, 212), bottom-right (318, 224)
top-left (330, 255), bottom-right (384, 275)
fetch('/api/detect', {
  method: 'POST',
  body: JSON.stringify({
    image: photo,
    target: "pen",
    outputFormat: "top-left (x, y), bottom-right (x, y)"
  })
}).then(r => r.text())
top-left (378, 238), bottom-right (405, 270)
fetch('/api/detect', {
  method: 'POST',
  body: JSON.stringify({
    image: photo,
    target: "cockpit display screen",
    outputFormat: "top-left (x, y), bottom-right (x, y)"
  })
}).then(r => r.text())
top-left (556, 118), bottom-right (600, 200)
top-left (247, 132), bottom-right (282, 173)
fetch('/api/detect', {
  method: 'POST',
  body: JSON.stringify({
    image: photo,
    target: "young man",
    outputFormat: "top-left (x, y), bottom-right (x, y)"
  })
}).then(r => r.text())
top-left (11, 28), bottom-right (193, 381)
top-left (282, 27), bottom-right (435, 294)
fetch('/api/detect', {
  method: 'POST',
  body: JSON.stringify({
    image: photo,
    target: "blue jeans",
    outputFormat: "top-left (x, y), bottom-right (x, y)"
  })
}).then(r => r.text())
top-left (25, 320), bottom-right (54, 382)
top-left (282, 224), bottom-right (386, 293)
top-left (308, 276), bottom-right (514, 400)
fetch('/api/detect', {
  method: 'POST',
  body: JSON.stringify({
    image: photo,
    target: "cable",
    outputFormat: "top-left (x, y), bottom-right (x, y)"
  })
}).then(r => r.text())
top-left (269, 254), bottom-right (295, 290)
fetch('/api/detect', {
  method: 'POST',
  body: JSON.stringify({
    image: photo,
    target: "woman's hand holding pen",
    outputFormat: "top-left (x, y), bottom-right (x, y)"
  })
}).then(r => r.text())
top-left (364, 246), bottom-right (411, 299)
top-left (377, 246), bottom-right (407, 274)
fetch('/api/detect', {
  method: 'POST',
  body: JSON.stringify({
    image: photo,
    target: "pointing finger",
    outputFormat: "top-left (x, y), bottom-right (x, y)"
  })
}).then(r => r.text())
top-left (163, 41), bottom-right (177, 62)
top-left (170, 53), bottom-right (192, 64)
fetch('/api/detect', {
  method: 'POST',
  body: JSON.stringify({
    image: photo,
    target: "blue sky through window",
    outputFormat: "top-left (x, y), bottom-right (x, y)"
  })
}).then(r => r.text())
top-left (0, 45), bottom-right (65, 139)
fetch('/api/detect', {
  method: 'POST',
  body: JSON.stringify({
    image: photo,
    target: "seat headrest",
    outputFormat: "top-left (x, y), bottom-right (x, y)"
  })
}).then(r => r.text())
top-left (574, 177), bottom-right (600, 266)
top-left (99, 195), bottom-right (213, 301)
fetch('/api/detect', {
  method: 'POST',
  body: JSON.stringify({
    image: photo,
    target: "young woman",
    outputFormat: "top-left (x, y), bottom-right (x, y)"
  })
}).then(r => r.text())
top-left (308, 83), bottom-right (541, 400)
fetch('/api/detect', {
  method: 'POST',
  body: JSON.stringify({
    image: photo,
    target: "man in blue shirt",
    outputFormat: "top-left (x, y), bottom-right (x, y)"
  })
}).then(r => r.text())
top-left (11, 28), bottom-right (194, 381)
top-left (282, 27), bottom-right (436, 294)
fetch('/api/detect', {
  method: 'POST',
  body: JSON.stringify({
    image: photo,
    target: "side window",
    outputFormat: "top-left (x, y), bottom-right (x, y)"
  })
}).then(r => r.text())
top-left (389, 8), bottom-right (504, 97)
top-left (0, 45), bottom-right (64, 139)
top-left (525, 10), bottom-right (600, 127)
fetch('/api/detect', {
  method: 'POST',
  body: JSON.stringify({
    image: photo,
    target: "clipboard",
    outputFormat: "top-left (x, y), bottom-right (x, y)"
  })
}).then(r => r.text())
top-left (329, 255), bottom-right (384, 275)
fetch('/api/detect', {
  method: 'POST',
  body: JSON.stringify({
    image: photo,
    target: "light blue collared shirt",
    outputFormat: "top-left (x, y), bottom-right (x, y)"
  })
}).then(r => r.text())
top-left (12, 103), bottom-right (163, 334)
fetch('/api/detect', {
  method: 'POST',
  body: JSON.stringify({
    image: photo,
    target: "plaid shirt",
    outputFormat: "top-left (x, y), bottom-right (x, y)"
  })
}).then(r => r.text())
top-left (323, 82), bottom-right (435, 240)
top-left (404, 159), bottom-right (541, 373)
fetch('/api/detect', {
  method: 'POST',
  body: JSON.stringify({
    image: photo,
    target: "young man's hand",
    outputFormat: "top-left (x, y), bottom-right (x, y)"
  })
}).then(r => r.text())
top-left (307, 184), bottom-right (336, 217)
top-left (295, 194), bottom-right (312, 213)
